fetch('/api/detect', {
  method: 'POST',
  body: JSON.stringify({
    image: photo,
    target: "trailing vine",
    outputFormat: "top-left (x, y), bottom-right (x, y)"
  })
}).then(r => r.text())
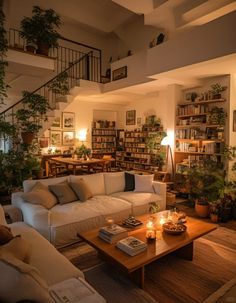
top-left (0, 1), bottom-right (8, 105)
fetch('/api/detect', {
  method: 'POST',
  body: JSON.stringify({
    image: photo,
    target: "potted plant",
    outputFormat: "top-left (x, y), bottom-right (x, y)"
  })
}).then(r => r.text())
top-left (15, 91), bottom-right (50, 144)
top-left (20, 6), bottom-right (61, 56)
top-left (75, 144), bottom-right (91, 160)
top-left (151, 153), bottom-right (165, 171)
top-left (188, 159), bottom-right (225, 217)
top-left (210, 83), bottom-right (227, 99)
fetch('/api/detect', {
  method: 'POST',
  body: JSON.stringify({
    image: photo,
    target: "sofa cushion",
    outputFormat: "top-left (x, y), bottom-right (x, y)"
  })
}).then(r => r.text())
top-left (23, 176), bottom-right (69, 193)
top-left (0, 225), bottom-right (13, 245)
top-left (111, 191), bottom-right (164, 216)
top-left (49, 181), bottom-right (78, 205)
top-left (69, 179), bottom-right (93, 202)
top-left (124, 172), bottom-right (135, 191)
top-left (104, 172), bottom-right (125, 195)
top-left (0, 235), bottom-right (31, 263)
top-left (70, 173), bottom-right (105, 196)
top-left (22, 181), bottom-right (57, 209)
top-left (0, 205), bottom-right (7, 225)
top-left (0, 254), bottom-right (54, 303)
top-left (134, 174), bottom-right (154, 193)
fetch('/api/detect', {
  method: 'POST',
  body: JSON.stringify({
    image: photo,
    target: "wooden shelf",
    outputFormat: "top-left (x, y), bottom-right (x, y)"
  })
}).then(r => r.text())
top-left (177, 99), bottom-right (226, 106)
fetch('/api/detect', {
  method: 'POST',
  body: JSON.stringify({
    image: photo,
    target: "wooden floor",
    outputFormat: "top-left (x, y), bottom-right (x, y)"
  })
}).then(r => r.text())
top-left (172, 200), bottom-right (236, 231)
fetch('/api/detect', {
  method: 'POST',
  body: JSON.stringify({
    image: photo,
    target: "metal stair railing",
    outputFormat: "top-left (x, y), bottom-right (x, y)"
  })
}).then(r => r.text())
top-left (0, 51), bottom-right (95, 149)
top-left (7, 28), bottom-right (102, 80)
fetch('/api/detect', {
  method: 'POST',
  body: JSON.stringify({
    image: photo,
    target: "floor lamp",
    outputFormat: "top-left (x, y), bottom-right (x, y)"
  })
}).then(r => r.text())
top-left (161, 135), bottom-right (175, 182)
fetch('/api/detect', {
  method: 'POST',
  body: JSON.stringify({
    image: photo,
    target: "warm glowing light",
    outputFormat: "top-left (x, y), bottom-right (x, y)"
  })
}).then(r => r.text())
top-left (159, 216), bottom-right (165, 225)
top-left (77, 129), bottom-right (87, 141)
top-left (146, 218), bottom-right (156, 240)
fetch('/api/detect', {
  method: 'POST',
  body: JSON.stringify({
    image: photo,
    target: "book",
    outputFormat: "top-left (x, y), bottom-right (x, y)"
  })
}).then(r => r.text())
top-left (122, 217), bottom-right (143, 227)
top-left (116, 236), bottom-right (147, 256)
top-left (98, 224), bottom-right (128, 243)
top-left (49, 277), bottom-right (100, 303)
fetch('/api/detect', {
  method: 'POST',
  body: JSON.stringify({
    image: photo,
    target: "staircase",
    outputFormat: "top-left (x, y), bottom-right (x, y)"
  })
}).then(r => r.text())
top-left (0, 29), bottom-right (102, 151)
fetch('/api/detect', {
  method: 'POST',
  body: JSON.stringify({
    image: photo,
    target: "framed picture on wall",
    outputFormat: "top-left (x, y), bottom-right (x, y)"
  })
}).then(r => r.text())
top-left (62, 131), bottom-right (75, 146)
top-left (62, 112), bottom-right (75, 130)
top-left (50, 131), bottom-right (61, 146)
top-left (51, 116), bottom-right (61, 129)
top-left (233, 110), bottom-right (236, 132)
top-left (112, 66), bottom-right (127, 81)
top-left (126, 110), bottom-right (136, 125)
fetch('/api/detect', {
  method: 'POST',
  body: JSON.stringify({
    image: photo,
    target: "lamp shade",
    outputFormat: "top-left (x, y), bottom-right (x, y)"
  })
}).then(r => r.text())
top-left (78, 129), bottom-right (87, 141)
top-left (161, 136), bottom-right (171, 146)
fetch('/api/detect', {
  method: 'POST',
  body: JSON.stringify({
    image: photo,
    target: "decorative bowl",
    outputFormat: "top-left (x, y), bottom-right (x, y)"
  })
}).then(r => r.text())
top-left (162, 222), bottom-right (187, 235)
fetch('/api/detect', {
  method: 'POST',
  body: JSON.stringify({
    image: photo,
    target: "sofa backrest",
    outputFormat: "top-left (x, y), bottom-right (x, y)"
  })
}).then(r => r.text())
top-left (23, 176), bottom-right (69, 193)
top-left (70, 173), bottom-right (106, 196)
top-left (103, 172), bottom-right (125, 195)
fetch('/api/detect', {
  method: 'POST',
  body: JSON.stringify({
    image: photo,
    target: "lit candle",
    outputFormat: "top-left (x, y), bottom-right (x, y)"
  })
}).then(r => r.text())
top-left (146, 219), bottom-right (156, 241)
top-left (106, 218), bottom-right (114, 228)
top-left (159, 216), bottom-right (165, 226)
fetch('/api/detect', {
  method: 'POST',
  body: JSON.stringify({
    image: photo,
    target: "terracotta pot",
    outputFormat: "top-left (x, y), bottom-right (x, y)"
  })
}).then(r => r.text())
top-left (195, 202), bottom-right (210, 218)
top-left (210, 213), bottom-right (218, 223)
top-left (21, 132), bottom-right (35, 144)
top-left (26, 45), bottom-right (36, 53)
top-left (37, 43), bottom-right (50, 56)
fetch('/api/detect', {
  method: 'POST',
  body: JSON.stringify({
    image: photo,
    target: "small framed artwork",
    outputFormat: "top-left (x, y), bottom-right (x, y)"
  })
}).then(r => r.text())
top-left (137, 117), bottom-right (142, 125)
top-left (233, 110), bottom-right (236, 132)
top-left (112, 66), bottom-right (127, 81)
top-left (62, 112), bottom-right (75, 130)
top-left (126, 110), bottom-right (136, 125)
top-left (62, 131), bottom-right (75, 146)
top-left (50, 131), bottom-right (61, 146)
top-left (51, 116), bottom-right (61, 129)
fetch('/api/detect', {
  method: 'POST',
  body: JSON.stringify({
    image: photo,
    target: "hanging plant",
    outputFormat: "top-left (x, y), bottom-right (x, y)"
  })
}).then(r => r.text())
top-left (0, 3), bottom-right (8, 105)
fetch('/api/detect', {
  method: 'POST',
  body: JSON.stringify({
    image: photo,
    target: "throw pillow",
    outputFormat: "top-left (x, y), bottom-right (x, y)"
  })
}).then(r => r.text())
top-left (0, 225), bottom-right (14, 245)
top-left (0, 235), bottom-right (31, 263)
top-left (69, 179), bottom-right (93, 202)
top-left (49, 181), bottom-right (78, 205)
top-left (0, 254), bottom-right (54, 303)
top-left (0, 205), bottom-right (7, 225)
top-left (124, 172), bottom-right (135, 191)
top-left (104, 172), bottom-right (125, 195)
top-left (134, 174), bottom-right (154, 193)
top-left (22, 181), bottom-right (57, 209)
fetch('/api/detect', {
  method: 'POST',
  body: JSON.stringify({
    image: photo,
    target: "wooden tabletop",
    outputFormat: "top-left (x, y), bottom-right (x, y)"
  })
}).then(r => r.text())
top-left (78, 215), bottom-right (217, 273)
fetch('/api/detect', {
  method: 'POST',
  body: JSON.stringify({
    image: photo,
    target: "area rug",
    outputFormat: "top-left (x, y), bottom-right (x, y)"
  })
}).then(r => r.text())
top-left (60, 227), bottom-right (236, 303)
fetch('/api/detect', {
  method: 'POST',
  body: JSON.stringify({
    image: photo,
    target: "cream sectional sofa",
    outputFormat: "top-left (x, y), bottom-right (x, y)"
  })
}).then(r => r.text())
top-left (12, 172), bottom-right (166, 248)
top-left (0, 205), bottom-right (105, 303)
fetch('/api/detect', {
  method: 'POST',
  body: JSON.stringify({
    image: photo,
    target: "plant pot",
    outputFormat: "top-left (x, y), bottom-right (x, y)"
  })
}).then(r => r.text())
top-left (26, 45), bottom-right (36, 53)
top-left (21, 132), bottom-right (35, 144)
top-left (195, 202), bottom-right (210, 218)
top-left (210, 213), bottom-right (218, 223)
top-left (212, 93), bottom-right (221, 100)
top-left (37, 43), bottom-right (50, 56)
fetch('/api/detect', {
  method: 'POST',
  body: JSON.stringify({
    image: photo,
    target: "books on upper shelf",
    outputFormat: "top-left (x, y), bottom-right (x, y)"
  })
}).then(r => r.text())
top-left (116, 236), bottom-right (147, 256)
top-left (98, 224), bottom-right (128, 244)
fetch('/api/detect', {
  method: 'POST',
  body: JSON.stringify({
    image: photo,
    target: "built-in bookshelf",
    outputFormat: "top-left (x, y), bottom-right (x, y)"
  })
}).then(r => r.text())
top-left (175, 97), bottom-right (227, 191)
top-left (92, 120), bottom-right (116, 155)
top-left (116, 129), bottom-right (165, 172)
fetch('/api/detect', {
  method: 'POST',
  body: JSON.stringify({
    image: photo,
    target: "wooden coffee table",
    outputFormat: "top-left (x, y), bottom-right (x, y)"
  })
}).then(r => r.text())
top-left (78, 214), bottom-right (217, 289)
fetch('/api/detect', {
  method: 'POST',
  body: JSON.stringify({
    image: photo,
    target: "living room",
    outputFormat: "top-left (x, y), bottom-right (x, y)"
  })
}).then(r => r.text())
top-left (1, 0), bottom-right (236, 302)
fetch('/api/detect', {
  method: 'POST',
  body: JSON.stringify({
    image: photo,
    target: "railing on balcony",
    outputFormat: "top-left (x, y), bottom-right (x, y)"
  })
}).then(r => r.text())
top-left (0, 51), bottom-right (95, 152)
top-left (7, 28), bottom-right (102, 81)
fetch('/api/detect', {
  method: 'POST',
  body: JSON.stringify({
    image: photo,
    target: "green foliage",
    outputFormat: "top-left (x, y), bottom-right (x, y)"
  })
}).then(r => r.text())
top-left (0, 117), bottom-right (17, 138)
top-left (210, 83), bottom-right (227, 95)
top-left (188, 159), bottom-right (225, 204)
top-left (0, 150), bottom-right (41, 191)
top-left (20, 6), bottom-right (61, 48)
top-left (0, 4), bottom-right (8, 105)
top-left (208, 106), bottom-right (227, 126)
top-left (47, 72), bottom-right (69, 95)
top-left (15, 91), bottom-right (50, 134)
top-left (75, 144), bottom-right (91, 156)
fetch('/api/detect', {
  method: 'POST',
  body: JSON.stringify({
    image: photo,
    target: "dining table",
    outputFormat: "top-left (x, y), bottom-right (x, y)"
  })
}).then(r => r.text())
top-left (50, 157), bottom-right (107, 175)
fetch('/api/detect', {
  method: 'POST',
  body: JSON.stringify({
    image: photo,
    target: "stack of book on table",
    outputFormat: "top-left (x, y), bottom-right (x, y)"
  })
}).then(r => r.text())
top-left (98, 224), bottom-right (128, 244)
top-left (116, 236), bottom-right (147, 256)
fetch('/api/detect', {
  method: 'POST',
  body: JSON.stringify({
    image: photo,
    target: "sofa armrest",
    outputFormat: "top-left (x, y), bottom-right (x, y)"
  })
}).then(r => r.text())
top-left (152, 181), bottom-right (167, 209)
top-left (3, 204), bottom-right (23, 223)
top-left (11, 191), bottom-right (51, 241)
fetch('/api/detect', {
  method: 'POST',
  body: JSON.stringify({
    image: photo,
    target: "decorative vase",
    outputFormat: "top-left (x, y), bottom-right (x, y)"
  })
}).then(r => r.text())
top-left (195, 202), bottom-right (210, 218)
top-left (21, 132), bottom-right (35, 144)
